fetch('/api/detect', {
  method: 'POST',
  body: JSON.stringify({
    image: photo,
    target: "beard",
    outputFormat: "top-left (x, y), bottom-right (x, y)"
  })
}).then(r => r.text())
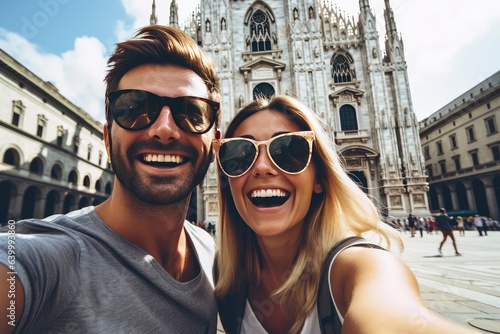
top-left (108, 135), bottom-right (212, 206)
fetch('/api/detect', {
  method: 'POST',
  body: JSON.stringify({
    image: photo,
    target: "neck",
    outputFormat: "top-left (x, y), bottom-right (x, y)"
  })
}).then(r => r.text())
top-left (95, 187), bottom-right (197, 281)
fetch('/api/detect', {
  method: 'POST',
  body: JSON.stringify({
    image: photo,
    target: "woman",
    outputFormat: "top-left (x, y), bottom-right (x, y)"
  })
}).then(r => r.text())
top-left (456, 216), bottom-right (465, 236)
top-left (213, 95), bottom-right (477, 334)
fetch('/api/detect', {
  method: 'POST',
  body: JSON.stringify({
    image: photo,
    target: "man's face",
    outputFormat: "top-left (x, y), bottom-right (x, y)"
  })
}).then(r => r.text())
top-left (104, 64), bottom-right (215, 205)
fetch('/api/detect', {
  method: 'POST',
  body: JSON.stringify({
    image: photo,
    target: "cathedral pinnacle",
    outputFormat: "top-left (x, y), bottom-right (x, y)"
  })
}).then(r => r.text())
top-left (384, 0), bottom-right (398, 39)
top-left (170, 0), bottom-right (179, 29)
top-left (150, 0), bottom-right (157, 25)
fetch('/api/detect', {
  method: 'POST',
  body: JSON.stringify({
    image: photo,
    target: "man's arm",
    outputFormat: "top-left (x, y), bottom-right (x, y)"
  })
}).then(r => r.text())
top-left (0, 264), bottom-right (24, 334)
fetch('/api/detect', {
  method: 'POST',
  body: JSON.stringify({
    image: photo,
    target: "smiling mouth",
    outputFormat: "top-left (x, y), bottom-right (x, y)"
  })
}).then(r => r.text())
top-left (249, 189), bottom-right (290, 208)
top-left (141, 153), bottom-right (186, 167)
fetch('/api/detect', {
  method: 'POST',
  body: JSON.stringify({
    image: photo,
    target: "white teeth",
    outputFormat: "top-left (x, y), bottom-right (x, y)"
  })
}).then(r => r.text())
top-left (250, 189), bottom-right (288, 198)
top-left (143, 154), bottom-right (183, 163)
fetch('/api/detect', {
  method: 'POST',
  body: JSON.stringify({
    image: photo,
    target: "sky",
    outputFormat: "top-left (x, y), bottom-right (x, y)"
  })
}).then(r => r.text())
top-left (0, 0), bottom-right (499, 125)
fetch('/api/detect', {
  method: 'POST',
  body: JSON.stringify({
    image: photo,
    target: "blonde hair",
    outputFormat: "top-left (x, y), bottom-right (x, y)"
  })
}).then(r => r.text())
top-left (215, 95), bottom-right (402, 333)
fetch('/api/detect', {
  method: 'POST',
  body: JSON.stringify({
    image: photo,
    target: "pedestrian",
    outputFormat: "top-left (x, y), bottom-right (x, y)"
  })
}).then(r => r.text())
top-left (474, 215), bottom-right (486, 236)
top-left (436, 208), bottom-right (461, 256)
top-left (456, 215), bottom-right (465, 236)
top-left (0, 25), bottom-right (221, 333)
top-left (408, 213), bottom-right (416, 237)
top-left (428, 217), bottom-right (436, 234)
top-left (213, 96), bottom-right (475, 333)
top-left (417, 217), bottom-right (424, 237)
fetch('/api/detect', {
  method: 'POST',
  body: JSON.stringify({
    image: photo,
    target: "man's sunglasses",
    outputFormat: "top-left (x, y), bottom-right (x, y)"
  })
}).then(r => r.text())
top-left (108, 89), bottom-right (220, 134)
top-left (213, 131), bottom-right (315, 177)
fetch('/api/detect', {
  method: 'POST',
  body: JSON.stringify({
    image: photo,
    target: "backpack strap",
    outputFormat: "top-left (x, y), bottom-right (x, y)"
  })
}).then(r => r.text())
top-left (317, 237), bottom-right (384, 334)
top-left (213, 255), bottom-right (247, 334)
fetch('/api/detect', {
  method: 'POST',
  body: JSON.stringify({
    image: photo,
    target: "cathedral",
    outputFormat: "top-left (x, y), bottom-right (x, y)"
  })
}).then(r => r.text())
top-left (152, 0), bottom-right (430, 223)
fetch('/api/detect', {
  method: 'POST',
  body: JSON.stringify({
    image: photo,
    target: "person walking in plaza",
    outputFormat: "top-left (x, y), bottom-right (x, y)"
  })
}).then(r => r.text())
top-left (0, 25), bottom-right (221, 333)
top-left (474, 215), bottom-right (487, 236)
top-left (436, 208), bottom-right (461, 256)
top-left (456, 215), bottom-right (466, 236)
top-left (213, 96), bottom-right (476, 334)
top-left (408, 213), bottom-right (417, 237)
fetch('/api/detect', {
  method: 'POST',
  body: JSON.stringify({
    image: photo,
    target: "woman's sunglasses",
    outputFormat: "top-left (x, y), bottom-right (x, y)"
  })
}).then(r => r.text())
top-left (213, 131), bottom-right (315, 177)
top-left (108, 89), bottom-right (220, 134)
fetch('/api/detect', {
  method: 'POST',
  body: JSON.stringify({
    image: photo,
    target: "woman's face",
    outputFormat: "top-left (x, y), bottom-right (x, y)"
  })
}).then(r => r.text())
top-left (228, 109), bottom-right (323, 239)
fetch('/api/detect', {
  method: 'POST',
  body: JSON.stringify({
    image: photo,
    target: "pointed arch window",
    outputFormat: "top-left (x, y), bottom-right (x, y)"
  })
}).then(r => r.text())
top-left (332, 55), bottom-right (352, 83)
top-left (339, 105), bottom-right (358, 131)
top-left (250, 10), bottom-right (271, 52)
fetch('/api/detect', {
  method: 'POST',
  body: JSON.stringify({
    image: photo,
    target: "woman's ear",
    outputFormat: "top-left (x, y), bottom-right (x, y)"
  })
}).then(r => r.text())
top-left (313, 179), bottom-right (324, 194)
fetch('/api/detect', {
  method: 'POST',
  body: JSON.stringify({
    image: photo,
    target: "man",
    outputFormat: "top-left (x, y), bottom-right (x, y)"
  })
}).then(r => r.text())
top-left (0, 25), bottom-right (221, 333)
top-left (474, 214), bottom-right (487, 236)
top-left (435, 208), bottom-right (461, 256)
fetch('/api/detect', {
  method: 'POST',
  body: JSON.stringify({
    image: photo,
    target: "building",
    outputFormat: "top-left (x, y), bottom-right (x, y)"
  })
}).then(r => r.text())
top-left (157, 0), bottom-right (430, 221)
top-left (0, 49), bottom-right (114, 224)
top-left (419, 71), bottom-right (500, 219)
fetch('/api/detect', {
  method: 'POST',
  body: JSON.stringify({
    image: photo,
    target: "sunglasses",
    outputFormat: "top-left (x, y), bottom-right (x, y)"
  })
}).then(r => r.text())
top-left (213, 131), bottom-right (315, 177)
top-left (108, 89), bottom-right (219, 134)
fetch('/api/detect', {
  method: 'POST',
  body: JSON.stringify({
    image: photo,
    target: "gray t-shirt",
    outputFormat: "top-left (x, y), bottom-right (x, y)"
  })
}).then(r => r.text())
top-left (0, 207), bottom-right (217, 334)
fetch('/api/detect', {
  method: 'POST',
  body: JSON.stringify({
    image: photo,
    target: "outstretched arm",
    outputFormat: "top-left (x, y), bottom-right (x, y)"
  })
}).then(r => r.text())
top-left (330, 247), bottom-right (479, 334)
top-left (0, 264), bottom-right (24, 334)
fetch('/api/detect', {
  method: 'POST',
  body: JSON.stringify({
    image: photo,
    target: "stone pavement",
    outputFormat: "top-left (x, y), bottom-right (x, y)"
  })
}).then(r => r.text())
top-left (401, 230), bottom-right (500, 333)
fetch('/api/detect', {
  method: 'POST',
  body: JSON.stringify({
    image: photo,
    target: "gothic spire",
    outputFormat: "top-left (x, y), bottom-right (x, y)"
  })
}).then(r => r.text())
top-left (150, 0), bottom-right (157, 25)
top-left (384, 0), bottom-right (398, 40)
top-left (359, 0), bottom-right (370, 10)
top-left (169, 0), bottom-right (179, 29)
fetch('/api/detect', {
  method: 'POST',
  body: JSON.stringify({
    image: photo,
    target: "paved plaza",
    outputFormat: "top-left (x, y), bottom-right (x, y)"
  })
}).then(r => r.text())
top-left (401, 230), bottom-right (500, 333)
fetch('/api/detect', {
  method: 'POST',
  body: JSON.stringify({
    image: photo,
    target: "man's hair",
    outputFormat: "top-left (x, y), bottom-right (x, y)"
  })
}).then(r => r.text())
top-left (440, 208), bottom-right (446, 213)
top-left (104, 25), bottom-right (221, 128)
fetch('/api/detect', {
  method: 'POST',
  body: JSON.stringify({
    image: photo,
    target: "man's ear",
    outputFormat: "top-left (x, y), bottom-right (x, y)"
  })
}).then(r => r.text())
top-left (211, 129), bottom-right (221, 163)
top-left (103, 123), bottom-right (111, 160)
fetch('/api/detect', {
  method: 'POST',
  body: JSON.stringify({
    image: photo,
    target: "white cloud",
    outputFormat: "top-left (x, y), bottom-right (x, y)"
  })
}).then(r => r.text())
top-left (0, 28), bottom-right (108, 123)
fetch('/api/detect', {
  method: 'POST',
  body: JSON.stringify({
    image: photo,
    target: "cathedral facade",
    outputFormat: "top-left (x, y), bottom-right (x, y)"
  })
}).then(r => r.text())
top-left (157, 0), bottom-right (430, 222)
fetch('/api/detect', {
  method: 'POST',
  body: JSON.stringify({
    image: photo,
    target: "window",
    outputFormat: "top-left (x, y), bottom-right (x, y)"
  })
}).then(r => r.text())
top-left (11, 100), bottom-right (25, 127)
top-left (73, 137), bottom-right (80, 155)
top-left (249, 10), bottom-right (272, 52)
top-left (253, 82), bottom-right (275, 100)
top-left (492, 146), bottom-right (500, 161)
top-left (466, 126), bottom-right (476, 142)
top-left (485, 116), bottom-right (497, 135)
top-left (470, 151), bottom-right (479, 166)
top-left (439, 160), bottom-right (446, 174)
top-left (426, 165), bottom-right (433, 178)
top-left (68, 170), bottom-right (78, 185)
top-left (3, 148), bottom-right (20, 166)
top-left (57, 126), bottom-right (65, 147)
top-left (87, 144), bottom-right (93, 161)
top-left (436, 141), bottom-right (443, 155)
top-left (424, 146), bottom-right (430, 160)
top-left (332, 54), bottom-right (353, 83)
top-left (449, 134), bottom-right (457, 149)
top-left (83, 175), bottom-right (90, 188)
top-left (98, 151), bottom-right (103, 166)
top-left (29, 157), bottom-right (44, 175)
top-left (37, 114), bottom-right (47, 138)
top-left (452, 156), bottom-right (461, 171)
top-left (339, 105), bottom-right (358, 131)
top-left (51, 164), bottom-right (63, 180)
